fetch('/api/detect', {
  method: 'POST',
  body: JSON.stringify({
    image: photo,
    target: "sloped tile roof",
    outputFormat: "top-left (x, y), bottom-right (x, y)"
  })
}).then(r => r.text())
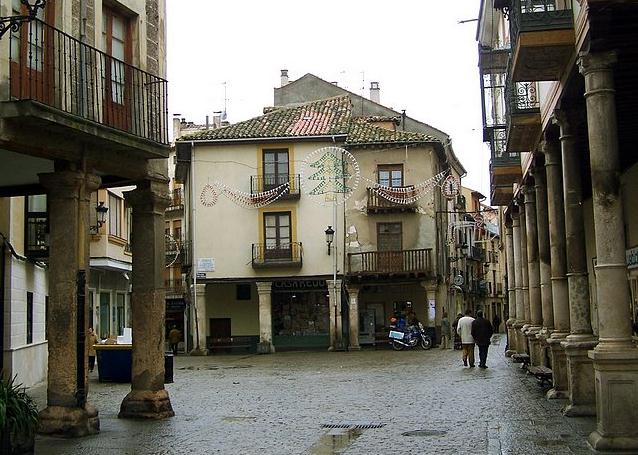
top-left (181, 96), bottom-right (352, 141)
top-left (346, 117), bottom-right (439, 147)
top-left (180, 96), bottom-right (440, 147)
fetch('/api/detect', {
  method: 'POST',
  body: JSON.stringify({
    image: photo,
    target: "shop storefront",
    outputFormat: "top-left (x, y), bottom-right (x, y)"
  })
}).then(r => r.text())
top-left (165, 299), bottom-right (186, 353)
top-left (271, 280), bottom-right (330, 349)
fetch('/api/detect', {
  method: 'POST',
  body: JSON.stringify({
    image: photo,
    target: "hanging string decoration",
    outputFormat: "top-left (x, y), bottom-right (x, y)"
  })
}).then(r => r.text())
top-left (199, 181), bottom-right (290, 209)
top-left (165, 233), bottom-right (180, 268)
top-left (200, 183), bottom-right (219, 207)
top-left (441, 175), bottom-right (461, 200)
top-left (365, 169), bottom-right (449, 205)
top-left (301, 146), bottom-right (360, 204)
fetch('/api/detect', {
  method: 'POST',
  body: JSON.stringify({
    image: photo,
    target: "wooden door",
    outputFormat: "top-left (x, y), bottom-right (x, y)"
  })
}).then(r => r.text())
top-left (102, 7), bottom-right (132, 131)
top-left (9, 0), bottom-right (56, 102)
top-left (377, 223), bottom-right (402, 272)
top-left (210, 318), bottom-right (231, 340)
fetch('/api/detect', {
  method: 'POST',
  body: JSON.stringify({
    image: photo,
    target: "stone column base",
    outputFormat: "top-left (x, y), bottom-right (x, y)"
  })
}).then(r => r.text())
top-left (119, 389), bottom-right (174, 420)
top-left (505, 320), bottom-right (516, 357)
top-left (526, 327), bottom-right (542, 366)
top-left (189, 348), bottom-right (208, 356)
top-left (257, 341), bottom-right (275, 354)
top-left (547, 335), bottom-right (569, 400)
top-left (587, 347), bottom-right (638, 451)
top-left (562, 337), bottom-right (598, 417)
top-left (514, 323), bottom-right (527, 354)
top-left (38, 404), bottom-right (99, 437)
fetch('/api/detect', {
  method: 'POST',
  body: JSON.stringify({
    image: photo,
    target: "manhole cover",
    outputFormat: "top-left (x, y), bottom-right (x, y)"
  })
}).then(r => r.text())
top-left (402, 430), bottom-right (448, 437)
top-left (322, 422), bottom-right (385, 430)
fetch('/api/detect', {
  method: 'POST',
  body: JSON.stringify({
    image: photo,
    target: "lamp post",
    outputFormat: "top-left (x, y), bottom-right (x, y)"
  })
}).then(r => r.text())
top-left (0, 0), bottom-right (47, 39)
top-left (324, 225), bottom-right (334, 255)
top-left (90, 201), bottom-right (109, 234)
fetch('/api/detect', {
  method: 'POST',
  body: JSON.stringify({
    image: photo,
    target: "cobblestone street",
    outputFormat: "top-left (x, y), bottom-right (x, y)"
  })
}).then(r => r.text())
top-left (31, 335), bottom-right (597, 454)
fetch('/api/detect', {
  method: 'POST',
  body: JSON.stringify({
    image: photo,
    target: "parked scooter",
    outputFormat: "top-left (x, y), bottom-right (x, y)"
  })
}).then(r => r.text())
top-left (388, 318), bottom-right (432, 351)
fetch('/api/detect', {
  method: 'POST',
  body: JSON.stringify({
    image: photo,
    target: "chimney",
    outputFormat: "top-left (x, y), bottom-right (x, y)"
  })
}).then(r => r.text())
top-left (370, 82), bottom-right (380, 104)
top-left (172, 114), bottom-right (182, 140)
top-left (281, 69), bottom-right (289, 87)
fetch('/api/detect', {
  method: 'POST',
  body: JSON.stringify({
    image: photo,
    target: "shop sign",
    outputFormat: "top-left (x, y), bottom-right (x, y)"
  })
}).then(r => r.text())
top-left (197, 258), bottom-right (215, 272)
top-left (196, 272), bottom-right (206, 279)
top-left (273, 280), bottom-right (326, 292)
top-left (627, 247), bottom-right (638, 270)
top-left (166, 300), bottom-right (186, 312)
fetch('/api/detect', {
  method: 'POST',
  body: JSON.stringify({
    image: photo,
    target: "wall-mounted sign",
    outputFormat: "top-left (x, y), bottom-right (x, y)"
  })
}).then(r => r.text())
top-left (197, 258), bottom-right (215, 272)
top-left (627, 247), bottom-right (638, 270)
top-left (196, 272), bottom-right (206, 279)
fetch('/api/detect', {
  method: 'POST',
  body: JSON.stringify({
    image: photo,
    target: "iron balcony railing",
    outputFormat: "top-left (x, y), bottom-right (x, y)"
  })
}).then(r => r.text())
top-left (487, 126), bottom-right (520, 166)
top-left (366, 187), bottom-right (417, 213)
top-left (164, 278), bottom-right (186, 296)
top-left (167, 188), bottom-right (184, 210)
top-left (347, 248), bottom-right (433, 275)
top-left (252, 242), bottom-right (303, 268)
top-left (250, 174), bottom-right (301, 198)
top-left (509, 0), bottom-right (574, 53)
top-left (505, 55), bottom-right (540, 118)
top-left (469, 246), bottom-right (486, 262)
top-left (166, 238), bottom-right (191, 266)
top-left (8, 19), bottom-right (168, 144)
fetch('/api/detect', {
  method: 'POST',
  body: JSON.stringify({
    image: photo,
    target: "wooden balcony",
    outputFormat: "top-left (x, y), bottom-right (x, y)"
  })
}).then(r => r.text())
top-left (347, 248), bottom-right (433, 281)
top-left (487, 126), bottom-right (520, 206)
top-left (509, 0), bottom-right (575, 82)
top-left (252, 242), bottom-right (303, 269)
top-left (366, 187), bottom-right (417, 214)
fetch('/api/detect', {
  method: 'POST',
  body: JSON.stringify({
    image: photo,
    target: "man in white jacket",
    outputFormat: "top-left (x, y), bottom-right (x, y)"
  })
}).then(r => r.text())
top-left (456, 309), bottom-right (476, 367)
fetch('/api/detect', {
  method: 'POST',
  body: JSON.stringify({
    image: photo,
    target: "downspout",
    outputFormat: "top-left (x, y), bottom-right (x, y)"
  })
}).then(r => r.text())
top-left (0, 240), bottom-right (5, 374)
top-left (190, 141), bottom-right (200, 352)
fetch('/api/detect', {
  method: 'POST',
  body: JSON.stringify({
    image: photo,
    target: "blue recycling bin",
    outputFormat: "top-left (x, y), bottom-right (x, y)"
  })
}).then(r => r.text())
top-left (95, 344), bottom-right (132, 383)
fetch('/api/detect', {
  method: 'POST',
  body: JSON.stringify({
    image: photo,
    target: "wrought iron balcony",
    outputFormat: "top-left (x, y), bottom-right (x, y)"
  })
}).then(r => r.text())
top-left (166, 238), bottom-right (191, 267)
top-left (167, 188), bottom-right (184, 211)
top-left (509, 0), bottom-right (574, 81)
top-left (468, 246), bottom-right (486, 262)
top-left (366, 187), bottom-right (417, 214)
top-left (252, 242), bottom-right (303, 268)
top-left (347, 248), bottom-right (433, 277)
top-left (164, 278), bottom-right (186, 297)
top-left (505, 62), bottom-right (541, 152)
top-left (5, 19), bottom-right (168, 145)
top-left (250, 174), bottom-right (301, 200)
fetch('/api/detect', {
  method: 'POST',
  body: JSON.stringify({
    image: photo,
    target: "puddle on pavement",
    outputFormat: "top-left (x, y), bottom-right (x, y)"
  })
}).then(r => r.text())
top-left (178, 365), bottom-right (253, 371)
top-left (308, 428), bottom-right (362, 454)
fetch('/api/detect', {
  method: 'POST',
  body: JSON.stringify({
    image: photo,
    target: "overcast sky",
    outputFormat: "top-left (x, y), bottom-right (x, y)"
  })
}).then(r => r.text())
top-left (166, 0), bottom-right (489, 197)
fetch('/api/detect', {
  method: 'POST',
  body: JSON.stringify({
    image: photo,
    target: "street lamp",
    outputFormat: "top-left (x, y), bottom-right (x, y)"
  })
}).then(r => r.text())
top-left (325, 225), bottom-right (334, 255)
top-left (90, 201), bottom-right (109, 234)
top-left (0, 0), bottom-right (47, 39)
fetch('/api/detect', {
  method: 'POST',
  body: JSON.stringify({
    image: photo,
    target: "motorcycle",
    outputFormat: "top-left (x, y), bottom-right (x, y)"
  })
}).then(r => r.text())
top-left (388, 320), bottom-right (432, 351)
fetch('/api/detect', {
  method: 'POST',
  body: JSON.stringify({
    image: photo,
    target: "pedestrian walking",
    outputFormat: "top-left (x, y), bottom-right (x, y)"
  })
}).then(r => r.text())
top-left (168, 325), bottom-right (181, 356)
top-left (456, 309), bottom-right (475, 367)
top-left (440, 312), bottom-right (451, 349)
top-left (472, 310), bottom-right (494, 369)
top-left (87, 327), bottom-right (98, 373)
top-left (492, 313), bottom-right (501, 333)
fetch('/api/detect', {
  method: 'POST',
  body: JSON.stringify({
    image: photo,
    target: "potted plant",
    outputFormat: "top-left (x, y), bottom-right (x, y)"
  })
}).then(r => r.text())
top-left (0, 375), bottom-right (39, 455)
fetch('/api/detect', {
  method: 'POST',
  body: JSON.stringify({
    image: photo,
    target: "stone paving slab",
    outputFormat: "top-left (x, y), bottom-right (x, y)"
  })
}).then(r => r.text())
top-left (30, 335), bottom-right (598, 454)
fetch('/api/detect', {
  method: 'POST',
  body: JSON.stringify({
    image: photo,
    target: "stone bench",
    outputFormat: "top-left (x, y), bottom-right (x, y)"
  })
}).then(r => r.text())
top-left (511, 353), bottom-right (531, 368)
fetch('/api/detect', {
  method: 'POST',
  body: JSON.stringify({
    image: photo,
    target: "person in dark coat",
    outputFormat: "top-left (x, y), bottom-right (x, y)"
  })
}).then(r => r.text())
top-left (471, 310), bottom-right (494, 368)
top-left (492, 313), bottom-right (501, 333)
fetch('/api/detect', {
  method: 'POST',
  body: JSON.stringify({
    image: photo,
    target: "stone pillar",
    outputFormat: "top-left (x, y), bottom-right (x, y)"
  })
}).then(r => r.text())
top-left (346, 285), bottom-right (361, 351)
top-left (580, 51), bottom-right (638, 451)
top-left (542, 131), bottom-right (570, 400)
top-left (328, 279), bottom-right (343, 351)
top-left (38, 170), bottom-right (100, 437)
top-left (512, 209), bottom-right (526, 354)
top-left (517, 205), bottom-right (530, 354)
top-left (119, 181), bottom-right (174, 420)
top-left (190, 283), bottom-right (208, 355)
top-left (505, 219), bottom-right (517, 357)
top-left (256, 282), bottom-right (275, 354)
top-left (554, 108), bottom-right (597, 417)
top-left (523, 184), bottom-right (543, 366)
top-left (533, 164), bottom-right (554, 367)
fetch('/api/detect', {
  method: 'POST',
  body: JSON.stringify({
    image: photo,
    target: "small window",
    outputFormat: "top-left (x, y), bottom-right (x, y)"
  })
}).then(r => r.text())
top-left (378, 165), bottom-right (404, 187)
top-left (27, 292), bottom-right (33, 344)
top-left (108, 193), bottom-right (122, 237)
top-left (236, 284), bottom-right (251, 301)
top-left (45, 295), bottom-right (49, 340)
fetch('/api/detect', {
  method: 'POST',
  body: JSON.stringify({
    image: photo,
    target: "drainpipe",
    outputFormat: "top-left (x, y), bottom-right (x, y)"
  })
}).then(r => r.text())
top-left (0, 240), bottom-right (5, 374)
top-left (190, 142), bottom-right (200, 352)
